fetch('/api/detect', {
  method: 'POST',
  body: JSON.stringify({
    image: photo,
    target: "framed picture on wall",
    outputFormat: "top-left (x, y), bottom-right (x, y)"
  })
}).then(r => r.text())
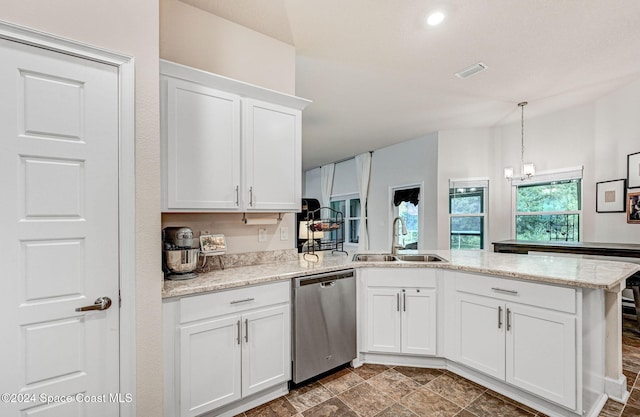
top-left (596, 179), bottom-right (626, 213)
top-left (629, 192), bottom-right (640, 224)
top-left (628, 151), bottom-right (640, 189)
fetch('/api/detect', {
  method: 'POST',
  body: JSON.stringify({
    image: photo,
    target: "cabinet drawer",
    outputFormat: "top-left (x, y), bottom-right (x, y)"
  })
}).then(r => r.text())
top-left (454, 272), bottom-right (576, 314)
top-left (365, 268), bottom-right (437, 288)
top-left (180, 280), bottom-right (290, 323)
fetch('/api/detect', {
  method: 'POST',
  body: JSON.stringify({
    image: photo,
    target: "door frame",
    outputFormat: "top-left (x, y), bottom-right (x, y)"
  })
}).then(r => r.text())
top-left (0, 20), bottom-right (136, 417)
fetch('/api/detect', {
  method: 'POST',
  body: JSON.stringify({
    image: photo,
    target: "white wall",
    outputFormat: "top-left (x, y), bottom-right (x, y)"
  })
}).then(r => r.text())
top-left (442, 77), bottom-right (640, 246)
top-left (436, 128), bottom-right (495, 248)
top-left (0, 2), bottom-right (162, 415)
top-left (305, 134), bottom-right (440, 251)
top-left (160, 0), bottom-right (295, 94)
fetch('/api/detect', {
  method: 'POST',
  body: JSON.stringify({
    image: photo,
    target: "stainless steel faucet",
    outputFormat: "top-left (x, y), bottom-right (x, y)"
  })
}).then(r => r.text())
top-left (391, 216), bottom-right (407, 255)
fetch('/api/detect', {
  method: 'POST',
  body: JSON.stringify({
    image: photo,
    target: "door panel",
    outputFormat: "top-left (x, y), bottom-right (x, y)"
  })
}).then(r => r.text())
top-left (366, 288), bottom-right (401, 353)
top-left (166, 78), bottom-right (241, 209)
top-left (455, 293), bottom-right (505, 379)
top-left (243, 99), bottom-right (301, 211)
top-left (242, 305), bottom-right (291, 397)
top-left (0, 39), bottom-right (119, 416)
top-left (506, 304), bottom-right (576, 409)
top-left (402, 288), bottom-right (437, 355)
top-left (180, 317), bottom-right (242, 417)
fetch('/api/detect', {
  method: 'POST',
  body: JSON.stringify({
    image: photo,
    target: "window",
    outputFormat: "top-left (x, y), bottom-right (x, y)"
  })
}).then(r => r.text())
top-left (392, 186), bottom-right (420, 249)
top-left (449, 183), bottom-right (487, 250)
top-left (330, 195), bottom-right (361, 245)
top-left (515, 179), bottom-right (581, 242)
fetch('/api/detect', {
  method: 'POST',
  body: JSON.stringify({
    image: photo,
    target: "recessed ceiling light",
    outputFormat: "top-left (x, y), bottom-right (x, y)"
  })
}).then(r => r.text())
top-left (426, 11), bottom-right (445, 26)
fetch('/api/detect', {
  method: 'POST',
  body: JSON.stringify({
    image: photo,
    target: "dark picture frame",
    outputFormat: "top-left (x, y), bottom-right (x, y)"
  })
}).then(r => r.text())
top-left (596, 179), bottom-right (626, 213)
top-left (628, 151), bottom-right (640, 189)
top-left (629, 191), bottom-right (640, 224)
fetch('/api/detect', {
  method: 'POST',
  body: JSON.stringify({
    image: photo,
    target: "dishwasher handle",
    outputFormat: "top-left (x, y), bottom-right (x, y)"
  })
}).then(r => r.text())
top-left (295, 269), bottom-right (354, 287)
top-left (320, 281), bottom-right (336, 288)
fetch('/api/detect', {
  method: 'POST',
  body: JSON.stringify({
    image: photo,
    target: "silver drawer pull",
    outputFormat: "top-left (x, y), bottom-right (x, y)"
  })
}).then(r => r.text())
top-left (230, 298), bottom-right (255, 305)
top-left (491, 287), bottom-right (518, 295)
top-left (498, 306), bottom-right (503, 329)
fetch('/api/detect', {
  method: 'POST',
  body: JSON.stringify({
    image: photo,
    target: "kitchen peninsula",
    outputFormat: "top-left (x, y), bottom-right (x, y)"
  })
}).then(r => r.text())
top-left (163, 250), bottom-right (639, 417)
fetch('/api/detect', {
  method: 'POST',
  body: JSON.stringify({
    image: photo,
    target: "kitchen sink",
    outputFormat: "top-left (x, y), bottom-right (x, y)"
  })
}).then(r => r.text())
top-left (352, 253), bottom-right (447, 263)
top-left (352, 254), bottom-right (398, 262)
top-left (396, 254), bottom-right (447, 262)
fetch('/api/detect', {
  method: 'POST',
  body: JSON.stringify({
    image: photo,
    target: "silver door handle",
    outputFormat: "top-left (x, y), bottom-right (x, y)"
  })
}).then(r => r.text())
top-left (76, 297), bottom-right (112, 312)
top-left (396, 293), bottom-right (400, 312)
top-left (403, 291), bottom-right (406, 312)
top-left (236, 320), bottom-right (241, 345)
top-left (498, 306), bottom-right (503, 329)
top-left (491, 287), bottom-right (518, 295)
top-left (244, 319), bottom-right (249, 342)
top-left (235, 185), bottom-right (239, 206)
top-left (230, 298), bottom-right (255, 305)
top-left (249, 187), bottom-right (253, 207)
top-left (506, 308), bottom-right (512, 331)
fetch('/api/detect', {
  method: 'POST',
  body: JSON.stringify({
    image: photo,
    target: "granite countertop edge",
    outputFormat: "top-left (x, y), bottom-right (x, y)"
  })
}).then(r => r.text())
top-left (162, 250), bottom-right (640, 299)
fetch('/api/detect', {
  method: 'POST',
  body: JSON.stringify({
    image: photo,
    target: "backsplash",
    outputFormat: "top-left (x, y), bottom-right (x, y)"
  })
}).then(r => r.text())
top-left (196, 248), bottom-right (298, 273)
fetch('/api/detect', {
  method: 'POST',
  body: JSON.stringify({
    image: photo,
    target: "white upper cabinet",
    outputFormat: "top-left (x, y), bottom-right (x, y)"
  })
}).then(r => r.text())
top-left (160, 60), bottom-right (310, 212)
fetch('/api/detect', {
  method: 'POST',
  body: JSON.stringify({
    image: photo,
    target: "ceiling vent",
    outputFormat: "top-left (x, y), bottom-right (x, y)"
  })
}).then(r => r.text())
top-left (455, 62), bottom-right (488, 79)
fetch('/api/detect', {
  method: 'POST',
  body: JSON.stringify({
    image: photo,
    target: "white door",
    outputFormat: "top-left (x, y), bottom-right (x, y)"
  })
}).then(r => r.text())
top-left (180, 316), bottom-right (242, 417)
top-left (402, 288), bottom-right (437, 355)
top-left (0, 39), bottom-right (120, 416)
top-left (505, 303), bottom-right (577, 409)
top-left (242, 305), bottom-right (291, 397)
top-left (366, 288), bottom-right (401, 353)
top-left (454, 293), bottom-right (505, 380)
top-left (164, 78), bottom-right (241, 210)
top-left (243, 99), bottom-right (301, 211)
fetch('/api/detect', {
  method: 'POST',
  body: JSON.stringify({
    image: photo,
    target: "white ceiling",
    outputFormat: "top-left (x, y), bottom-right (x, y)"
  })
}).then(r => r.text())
top-left (181, 0), bottom-right (640, 170)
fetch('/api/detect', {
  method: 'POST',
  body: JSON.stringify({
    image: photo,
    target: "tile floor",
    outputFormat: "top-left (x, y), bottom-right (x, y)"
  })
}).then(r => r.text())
top-left (237, 317), bottom-right (640, 417)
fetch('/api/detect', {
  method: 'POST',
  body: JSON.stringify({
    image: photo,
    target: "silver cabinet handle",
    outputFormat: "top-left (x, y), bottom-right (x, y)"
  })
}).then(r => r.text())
top-left (403, 291), bottom-right (406, 312)
top-left (396, 293), bottom-right (400, 312)
top-left (491, 287), bottom-right (518, 295)
top-left (230, 298), bottom-right (255, 305)
top-left (249, 186), bottom-right (253, 207)
top-left (236, 320), bottom-right (241, 345)
top-left (235, 185), bottom-right (239, 206)
top-left (244, 319), bottom-right (249, 342)
top-left (506, 308), bottom-right (512, 331)
top-left (76, 296), bottom-right (112, 312)
top-left (498, 306), bottom-right (503, 329)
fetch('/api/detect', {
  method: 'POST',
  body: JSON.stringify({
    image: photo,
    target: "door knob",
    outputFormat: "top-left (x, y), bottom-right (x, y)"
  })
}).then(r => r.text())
top-left (76, 297), bottom-right (112, 312)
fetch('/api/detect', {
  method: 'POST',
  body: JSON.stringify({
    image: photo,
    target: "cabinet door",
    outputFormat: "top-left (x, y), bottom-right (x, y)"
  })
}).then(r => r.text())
top-left (165, 78), bottom-right (241, 210)
top-left (366, 288), bottom-right (401, 353)
top-left (402, 288), bottom-right (437, 355)
top-left (242, 305), bottom-right (291, 397)
top-left (454, 293), bottom-right (505, 380)
top-left (505, 303), bottom-right (576, 409)
top-left (243, 99), bottom-right (301, 211)
top-left (180, 316), bottom-right (241, 417)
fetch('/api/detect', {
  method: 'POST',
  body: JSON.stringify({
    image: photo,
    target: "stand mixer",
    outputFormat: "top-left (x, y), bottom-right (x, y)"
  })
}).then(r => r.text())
top-left (162, 227), bottom-right (199, 280)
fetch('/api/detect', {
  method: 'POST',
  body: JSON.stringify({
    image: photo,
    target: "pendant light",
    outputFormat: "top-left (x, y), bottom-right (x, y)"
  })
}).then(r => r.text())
top-left (504, 101), bottom-right (535, 180)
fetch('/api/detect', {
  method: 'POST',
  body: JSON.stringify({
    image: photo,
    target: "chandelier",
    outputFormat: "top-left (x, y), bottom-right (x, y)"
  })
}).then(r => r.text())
top-left (504, 101), bottom-right (535, 180)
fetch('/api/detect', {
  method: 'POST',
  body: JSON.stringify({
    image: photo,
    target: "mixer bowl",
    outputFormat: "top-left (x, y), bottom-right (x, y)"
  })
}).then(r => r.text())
top-left (164, 248), bottom-right (200, 274)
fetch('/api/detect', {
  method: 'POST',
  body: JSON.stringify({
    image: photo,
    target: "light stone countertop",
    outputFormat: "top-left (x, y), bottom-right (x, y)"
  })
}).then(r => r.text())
top-left (162, 249), bottom-right (640, 299)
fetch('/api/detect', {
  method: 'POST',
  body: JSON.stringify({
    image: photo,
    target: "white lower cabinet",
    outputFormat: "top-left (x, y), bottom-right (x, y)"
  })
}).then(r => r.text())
top-left (165, 281), bottom-right (291, 417)
top-left (363, 268), bottom-right (437, 356)
top-left (453, 272), bottom-right (578, 410)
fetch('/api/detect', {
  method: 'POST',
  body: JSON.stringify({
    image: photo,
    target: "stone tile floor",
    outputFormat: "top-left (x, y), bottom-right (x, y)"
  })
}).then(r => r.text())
top-left (237, 317), bottom-right (640, 417)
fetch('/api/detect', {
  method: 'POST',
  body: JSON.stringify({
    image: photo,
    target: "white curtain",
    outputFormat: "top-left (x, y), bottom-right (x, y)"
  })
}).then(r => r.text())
top-left (320, 163), bottom-right (335, 208)
top-left (355, 152), bottom-right (372, 251)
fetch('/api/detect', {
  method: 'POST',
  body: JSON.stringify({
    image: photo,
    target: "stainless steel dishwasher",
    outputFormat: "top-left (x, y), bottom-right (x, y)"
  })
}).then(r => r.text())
top-left (292, 269), bottom-right (356, 384)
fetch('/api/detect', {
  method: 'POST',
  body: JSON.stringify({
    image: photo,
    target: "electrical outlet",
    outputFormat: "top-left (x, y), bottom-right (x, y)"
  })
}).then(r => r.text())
top-left (258, 228), bottom-right (267, 242)
top-left (280, 226), bottom-right (288, 241)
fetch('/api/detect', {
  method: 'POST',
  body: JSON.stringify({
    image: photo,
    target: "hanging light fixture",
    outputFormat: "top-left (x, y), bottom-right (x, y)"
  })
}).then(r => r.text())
top-left (504, 101), bottom-right (535, 180)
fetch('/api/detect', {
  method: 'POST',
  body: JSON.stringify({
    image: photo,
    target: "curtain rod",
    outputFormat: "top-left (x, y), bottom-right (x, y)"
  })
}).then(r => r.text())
top-left (316, 150), bottom-right (373, 170)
